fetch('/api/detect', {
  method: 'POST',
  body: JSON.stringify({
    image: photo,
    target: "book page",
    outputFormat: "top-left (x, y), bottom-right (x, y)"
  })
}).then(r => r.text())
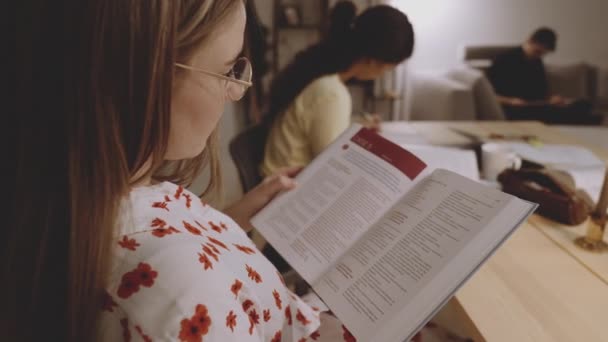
top-left (398, 144), bottom-right (479, 181)
top-left (252, 124), bottom-right (428, 283)
top-left (313, 169), bottom-right (535, 341)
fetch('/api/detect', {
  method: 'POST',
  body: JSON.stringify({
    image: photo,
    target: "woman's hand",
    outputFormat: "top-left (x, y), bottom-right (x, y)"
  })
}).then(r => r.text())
top-left (548, 95), bottom-right (572, 106)
top-left (224, 166), bottom-right (302, 232)
top-left (508, 97), bottom-right (528, 106)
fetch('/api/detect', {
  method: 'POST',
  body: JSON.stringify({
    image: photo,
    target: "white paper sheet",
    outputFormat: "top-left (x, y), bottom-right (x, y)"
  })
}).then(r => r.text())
top-left (399, 144), bottom-right (480, 181)
top-left (501, 143), bottom-right (605, 168)
top-left (379, 123), bottom-right (429, 145)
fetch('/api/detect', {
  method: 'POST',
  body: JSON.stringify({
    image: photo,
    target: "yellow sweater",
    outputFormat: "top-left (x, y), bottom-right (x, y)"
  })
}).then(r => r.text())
top-left (261, 74), bottom-right (351, 176)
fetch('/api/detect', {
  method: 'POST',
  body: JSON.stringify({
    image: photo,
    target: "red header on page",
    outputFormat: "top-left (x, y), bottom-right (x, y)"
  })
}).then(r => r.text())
top-left (350, 128), bottom-right (427, 180)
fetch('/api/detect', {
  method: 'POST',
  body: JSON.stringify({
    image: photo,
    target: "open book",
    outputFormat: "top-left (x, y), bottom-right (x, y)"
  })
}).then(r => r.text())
top-left (251, 124), bottom-right (537, 342)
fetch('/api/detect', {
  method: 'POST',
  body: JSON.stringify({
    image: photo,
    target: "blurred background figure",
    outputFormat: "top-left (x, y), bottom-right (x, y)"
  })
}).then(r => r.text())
top-left (261, 1), bottom-right (414, 177)
top-left (487, 27), bottom-right (596, 124)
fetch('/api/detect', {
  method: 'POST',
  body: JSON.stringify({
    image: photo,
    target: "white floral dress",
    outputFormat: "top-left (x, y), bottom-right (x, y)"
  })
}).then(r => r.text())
top-left (97, 182), bottom-right (357, 342)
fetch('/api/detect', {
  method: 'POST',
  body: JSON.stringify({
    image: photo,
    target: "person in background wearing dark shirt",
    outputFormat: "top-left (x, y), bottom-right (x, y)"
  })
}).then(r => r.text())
top-left (487, 27), bottom-right (594, 124)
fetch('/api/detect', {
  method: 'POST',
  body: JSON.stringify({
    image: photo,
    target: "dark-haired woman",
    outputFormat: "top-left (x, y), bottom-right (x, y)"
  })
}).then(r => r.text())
top-left (261, 3), bottom-right (414, 176)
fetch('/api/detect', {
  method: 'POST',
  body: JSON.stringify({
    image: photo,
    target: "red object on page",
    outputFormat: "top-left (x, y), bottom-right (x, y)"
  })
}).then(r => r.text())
top-left (351, 127), bottom-right (427, 180)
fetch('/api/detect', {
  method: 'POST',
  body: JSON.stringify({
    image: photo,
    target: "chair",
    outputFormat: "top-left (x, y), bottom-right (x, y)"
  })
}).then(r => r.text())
top-left (229, 124), bottom-right (268, 193)
top-left (446, 67), bottom-right (506, 120)
top-left (405, 71), bottom-right (476, 121)
top-left (462, 45), bottom-right (517, 71)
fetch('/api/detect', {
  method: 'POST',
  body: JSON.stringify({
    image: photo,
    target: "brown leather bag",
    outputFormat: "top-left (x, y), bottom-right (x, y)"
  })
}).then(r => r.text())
top-left (498, 168), bottom-right (594, 225)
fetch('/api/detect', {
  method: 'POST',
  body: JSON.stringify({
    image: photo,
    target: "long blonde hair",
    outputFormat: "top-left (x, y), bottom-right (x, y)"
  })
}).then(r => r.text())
top-left (5, 1), bottom-right (241, 340)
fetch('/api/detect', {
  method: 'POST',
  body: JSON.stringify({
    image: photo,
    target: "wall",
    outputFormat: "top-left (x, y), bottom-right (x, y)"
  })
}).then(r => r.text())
top-left (391, 0), bottom-right (608, 70)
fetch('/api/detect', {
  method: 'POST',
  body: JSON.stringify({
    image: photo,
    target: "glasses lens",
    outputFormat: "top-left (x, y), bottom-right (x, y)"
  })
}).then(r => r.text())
top-left (226, 58), bottom-right (252, 101)
top-left (232, 57), bottom-right (252, 83)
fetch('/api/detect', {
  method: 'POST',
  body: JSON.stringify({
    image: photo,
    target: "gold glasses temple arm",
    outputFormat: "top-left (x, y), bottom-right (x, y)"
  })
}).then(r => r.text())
top-left (175, 63), bottom-right (252, 87)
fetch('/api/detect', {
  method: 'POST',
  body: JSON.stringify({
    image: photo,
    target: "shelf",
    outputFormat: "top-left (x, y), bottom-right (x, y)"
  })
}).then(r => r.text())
top-left (272, 0), bottom-right (329, 72)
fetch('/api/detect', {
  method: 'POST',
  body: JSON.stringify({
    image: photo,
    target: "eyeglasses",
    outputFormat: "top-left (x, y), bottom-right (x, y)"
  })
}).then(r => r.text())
top-left (175, 57), bottom-right (253, 101)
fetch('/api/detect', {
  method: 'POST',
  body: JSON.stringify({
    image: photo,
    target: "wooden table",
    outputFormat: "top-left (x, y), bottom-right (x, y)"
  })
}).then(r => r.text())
top-left (382, 121), bottom-right (608, 342)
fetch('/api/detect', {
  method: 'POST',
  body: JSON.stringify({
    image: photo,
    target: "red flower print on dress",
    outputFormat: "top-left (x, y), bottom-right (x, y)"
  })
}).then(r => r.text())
top-left (231, 279), bottom-right (243, 298)
top-left (117, 262), bottom-right (158, 299)
top-left (247, 315), bottom-right (255, 335)
top-left (133, 262), bottom-right (158, 287)
top-left (194, 220), bottom-right (208, 231)
top-left (117, 271), bottom-right (140, 299)
top-left (179, 304), bottom-right (212, 342)
top-left (174, 185), bottom-right (184, 200)
top-left (209, 221), bottom-right (223, 233)
top-left (299, 338), bottom-right (307, 342)
top-left (164, 195), bottom-right (172, 202)
top-left (208, 236), bottom-right (229, 251)
top-left (202, 245), bottom-right (219, 262)
top-left (198, 252), bottom-right (213, 270)
top-left (151, 226), bottom-right (180, 238)
top-left (285, 305), bottom-right (292, 326)
top-left (226, 310), bottom-right (237, 332)
top-left (184, 193), bottom-right (192, 208)
top-left (273, 289), bottom-right (282, 310)
top-left (263, 309), bottom-right (271, 322)
top-left (179, 319), bottom-right (202, 342)
top-left (206, 242), bottom-right (221, 255)
top-left (193, 304), bottom-right (212, 333)
top-left (135, 325), bottom-right (152, 342)
top-left (242, 299), bottom-right (254, 312)
top-left (296, 309), bottom-right (311, 326)
top-left (245, 264), bottom-right (262, 283)
top-left (234, 244), bottom-right (256, 255)
top-left (120, 318), bottom-right (131, 342)
top-left (310, 330), bottom-right (320, 340)
top-left (249, 309), bottom-right (260, 325)
top-left (118, 235), bottom-right (140, 251)
top-left (183, 220), bottom-right (201, 235)
top-left (248, 309), bottom-right (260, 334)
top-left (271, 330), bottom-right (282, 342)
top-left (152, 201), bottom-right (169, 211)
top-left (101, 290), bottom-right (117, 312)
top-left (220, 222), bottom-right (228, 230)
top-left (342, 325), bottom-right (356, 342)
top-left (150, 217), bottom-right (166, 228)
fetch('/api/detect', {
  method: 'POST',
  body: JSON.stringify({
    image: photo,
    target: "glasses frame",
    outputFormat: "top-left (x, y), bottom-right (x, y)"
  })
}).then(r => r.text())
top-left (175, 59), bottom-right (253, 88)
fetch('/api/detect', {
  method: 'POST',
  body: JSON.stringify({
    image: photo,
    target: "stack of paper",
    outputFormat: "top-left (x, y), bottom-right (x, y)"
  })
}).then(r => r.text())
top-left (502, 143), bottom-right (604, 168)
top-left (399, 144), bottom-right (480, 181)
top-left (379, 123), bottom-right (429, 145)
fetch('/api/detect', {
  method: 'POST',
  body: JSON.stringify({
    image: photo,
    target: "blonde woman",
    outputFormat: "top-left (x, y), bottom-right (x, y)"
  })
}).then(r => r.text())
top-left (8, 0), bottom-right (364, 340)
top-left (7, 1), bottom-right (461, 341)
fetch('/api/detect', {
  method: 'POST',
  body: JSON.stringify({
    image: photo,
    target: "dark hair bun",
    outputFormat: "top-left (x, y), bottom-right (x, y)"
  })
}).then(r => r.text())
top-left (328, 1), bottom-right (357, 39)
